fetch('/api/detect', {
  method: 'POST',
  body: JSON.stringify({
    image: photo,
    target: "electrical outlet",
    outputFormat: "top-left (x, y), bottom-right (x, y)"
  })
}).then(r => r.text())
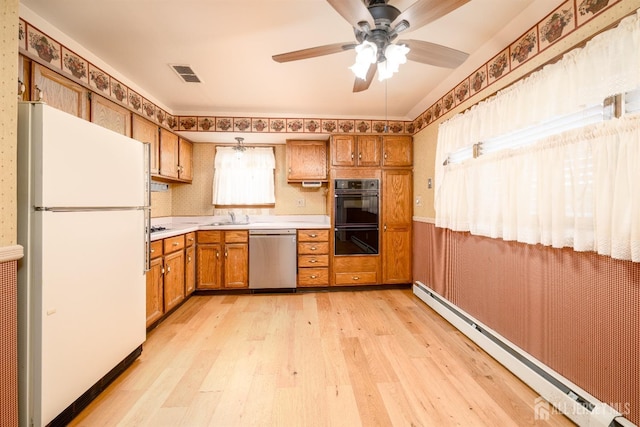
top-left (296, 198), bottom-right (306, 207)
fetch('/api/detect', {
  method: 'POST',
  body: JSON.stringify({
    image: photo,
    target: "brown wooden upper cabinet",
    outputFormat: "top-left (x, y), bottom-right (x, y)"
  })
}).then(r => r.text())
top-left (31, 62), bottom-right (89, 120)
top-left (132, 115), bottom-right (160, 175)
top-left (331, 135), bottom-right (381, 167)
top-left (90, 94), bottom-right (132, 137)
top-left (382, 135), bottom-right (413, 167)
top-left (286, 139), bottom-right (328, 182)
top-left (178, 137), bottom-right (193, 182)
top-left (157, 129), bottom-right (193, 183)
top-left (159, 128), bottom-right (179, 179)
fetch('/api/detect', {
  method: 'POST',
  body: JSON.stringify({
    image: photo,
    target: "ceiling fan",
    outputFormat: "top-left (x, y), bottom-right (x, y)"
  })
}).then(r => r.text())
top-left (272, 0), bottom-right (471, 92)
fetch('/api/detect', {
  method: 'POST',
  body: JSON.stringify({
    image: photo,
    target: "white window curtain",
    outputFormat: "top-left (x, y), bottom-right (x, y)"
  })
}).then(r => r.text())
top-left (435, 11), bottom-right (640, 262)
top-left (213, 147), bottom-right (275, 205)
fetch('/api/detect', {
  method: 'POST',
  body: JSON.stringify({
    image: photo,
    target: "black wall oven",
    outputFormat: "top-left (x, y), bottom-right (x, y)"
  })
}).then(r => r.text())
top-left (334, 179), bottom-right (379, 255)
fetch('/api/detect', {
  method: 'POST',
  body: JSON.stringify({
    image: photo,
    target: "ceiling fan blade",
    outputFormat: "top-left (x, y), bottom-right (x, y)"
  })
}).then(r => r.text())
top-left (272, 42), bottom-right (356, 63)
top-left (327, 0), bottom-right (374, 29)
top-left (400, 39), bottom-right (469, 68)
top-left (392, 0), bottom-right (470, 32)
top-left (353, 63), bottom-right (377, 93)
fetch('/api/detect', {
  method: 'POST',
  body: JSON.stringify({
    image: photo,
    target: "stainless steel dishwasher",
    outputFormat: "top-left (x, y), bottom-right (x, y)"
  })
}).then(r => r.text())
top-left (249, 229), bottom-right (297, 289)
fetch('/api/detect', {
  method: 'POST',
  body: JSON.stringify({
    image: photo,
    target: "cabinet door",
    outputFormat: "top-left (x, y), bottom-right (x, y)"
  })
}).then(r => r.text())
top-left (164, 250), bottom-right (185, 311)
top-left (132, 115), bottom-right (160, 175)
top-left (356, 135), bottom-right (381, 167)
top-left (32, 63), bottom-right (89, 119)
top-left (90, 94), bottom-right (132, 136)
top-left (286, 140), bottom-right (328, 181)
top-left (145, 257), bottom-right (164, 327)
top-left (382, 135), bottom-right (413, 167)
top-left (178, 138), bottom-right (193, 182)
top-left (196, 243), bottom-right (222, 289)
top-left (224, 243), bottom-right (248, 288)
top-left (185, 245), bottom-right (195, 295)
top-left (159, 128), bottom-right (179, 179)
top-left (331, 135), bottom-right (356, 167)
top-left (382, 169), bottom-right (413, 284)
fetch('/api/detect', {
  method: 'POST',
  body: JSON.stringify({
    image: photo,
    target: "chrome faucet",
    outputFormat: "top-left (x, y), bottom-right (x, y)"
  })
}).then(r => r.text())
top-left (229, 211), bottom-right (236, 224)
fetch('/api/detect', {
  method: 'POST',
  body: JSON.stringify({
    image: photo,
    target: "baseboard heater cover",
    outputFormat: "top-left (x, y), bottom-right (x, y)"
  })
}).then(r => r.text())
top-left (413, 282), bottom-right (632, 427)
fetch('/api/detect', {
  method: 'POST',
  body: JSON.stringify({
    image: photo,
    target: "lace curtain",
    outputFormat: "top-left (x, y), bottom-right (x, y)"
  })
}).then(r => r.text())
top-left (213, 147), bottom-right (275, 205)
top-left (435, 11), bottom-right (640, 261)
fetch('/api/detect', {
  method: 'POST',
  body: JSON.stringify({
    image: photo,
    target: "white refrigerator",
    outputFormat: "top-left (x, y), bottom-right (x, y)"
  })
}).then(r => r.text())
top-left (17, 102), bottom-right (149, 427)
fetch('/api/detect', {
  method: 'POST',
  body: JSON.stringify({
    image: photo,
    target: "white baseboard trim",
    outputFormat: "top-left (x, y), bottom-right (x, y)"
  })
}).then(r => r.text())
top-left (413, 281), bottom-right (634, 427)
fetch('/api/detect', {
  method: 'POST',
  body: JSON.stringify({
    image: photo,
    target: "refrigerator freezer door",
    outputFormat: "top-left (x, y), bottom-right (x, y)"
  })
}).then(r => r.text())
top-left (31, 209), bottom-right (146, 426)
top-left (25, 103), bottom-right (145, 208)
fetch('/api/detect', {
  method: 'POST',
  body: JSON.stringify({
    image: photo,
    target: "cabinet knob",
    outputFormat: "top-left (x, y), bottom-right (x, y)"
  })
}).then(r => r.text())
top-left (384, 225), bottom-right (387, 231)
top-left (188, 256), bottom-right (191, 262)
top-left (216, 251), bottom-right (220, 259)
top-left (35, 85), bottom-right (44, 100)
top-left (384, 153), bottom-right (388, 159)
top-left (166, 266), bottom-right (171, 274)
top-left (358, 153), bottom-right (362, 160)
top-left (351, 153), bottom-right (354, 160)
top-left (225, 250), bottom-right (228, 257)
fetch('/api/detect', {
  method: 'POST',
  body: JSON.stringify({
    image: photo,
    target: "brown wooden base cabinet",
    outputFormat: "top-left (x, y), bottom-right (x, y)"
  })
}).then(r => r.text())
top-left (196, 230), bottom-right (248, 289)
top-left (145, 240), bottom-right (164, 327)
top-left (163, 235), bottom-right (186, 312)
top-left (297, 229), bottom-right (329, 287)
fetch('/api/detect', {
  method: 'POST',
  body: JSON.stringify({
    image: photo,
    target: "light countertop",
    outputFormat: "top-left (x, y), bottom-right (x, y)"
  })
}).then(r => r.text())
top-left (150, 215), bottom-right (330, 241)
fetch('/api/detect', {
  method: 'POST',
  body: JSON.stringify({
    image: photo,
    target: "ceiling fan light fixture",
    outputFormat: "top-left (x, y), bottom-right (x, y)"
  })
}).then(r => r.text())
top-left (377, 43), bottom-right (410, 81)
top-left (349, 40), bottom-right (377, 80)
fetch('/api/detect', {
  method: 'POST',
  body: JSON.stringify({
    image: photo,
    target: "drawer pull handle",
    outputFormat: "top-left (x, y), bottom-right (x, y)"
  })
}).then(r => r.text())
top-left (150, 249), bottom-right (155, 253)
top-left (166, 266), bottom-right (171, 274)
top-left (188, 238), bottom-right (194, 242)
top-left (310, 246), bottom-right (317, 250)
top-left (309, 259), bottom-right (317, 263)
top-left (310, 275), bottom-right (317, 279)
top-left (353, 276), bottom-right (360, 280)
top-left (188, 256), bottom-right (191, 262)
top-left (172, 242), bottom-right (179, 246)
top-left (310, 234), bottom-right (317, 238)
top-left (216, 251), bottom-right (220, 259)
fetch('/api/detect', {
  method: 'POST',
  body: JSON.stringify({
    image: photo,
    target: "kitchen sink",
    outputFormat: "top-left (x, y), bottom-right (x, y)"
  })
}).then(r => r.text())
top-left (207, 221), bottom-right (250, 226)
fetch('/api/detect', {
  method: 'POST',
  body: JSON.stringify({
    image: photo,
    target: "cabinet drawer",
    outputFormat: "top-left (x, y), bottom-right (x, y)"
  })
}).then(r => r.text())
top-left (164, 235), bottom-right (185, 253)
top-left (298, 268), bottom-right (329, 287)
top-left (298, 242), bottom-right (329, 255)
top-left (150, 240), bottom-right (163, 260)
top-left (298, 254), bottom-right (328, 267)
top-left (298, 229), bottom-right (329, 242)
top-left (197, 230), bottom-right (221, 244)
top-left (335, 271), bottom-right (377, 285)
top-left (225, 230), bottom-right (248, 243)
top-left (333, 255), bottom-right (378, 273)
top-left (185, 232), bottom-right (196, 247)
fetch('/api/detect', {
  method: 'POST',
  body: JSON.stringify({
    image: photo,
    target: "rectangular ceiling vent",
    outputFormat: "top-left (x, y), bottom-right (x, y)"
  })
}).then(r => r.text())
top-left (170, 64), bottom-right (202, 83)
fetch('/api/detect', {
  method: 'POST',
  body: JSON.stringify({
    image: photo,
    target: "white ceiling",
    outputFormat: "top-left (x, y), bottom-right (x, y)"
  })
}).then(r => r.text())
top-left (20, 0), bottom-right (562, 128)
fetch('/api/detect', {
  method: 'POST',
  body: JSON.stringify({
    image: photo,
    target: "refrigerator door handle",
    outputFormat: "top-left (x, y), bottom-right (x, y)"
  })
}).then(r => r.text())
top-left (144, 207), bottom-right (151, 273)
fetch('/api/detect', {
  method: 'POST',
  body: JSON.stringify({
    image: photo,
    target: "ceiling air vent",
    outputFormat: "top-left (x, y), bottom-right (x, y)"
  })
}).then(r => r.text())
top-left (170, 64), bottom-right (202, 83)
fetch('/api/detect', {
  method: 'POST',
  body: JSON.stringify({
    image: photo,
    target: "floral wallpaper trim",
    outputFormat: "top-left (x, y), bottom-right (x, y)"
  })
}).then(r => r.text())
top-left (409, 0), bottom-right (620, 133)
top-left (18, 0), bottom-right (619, 136)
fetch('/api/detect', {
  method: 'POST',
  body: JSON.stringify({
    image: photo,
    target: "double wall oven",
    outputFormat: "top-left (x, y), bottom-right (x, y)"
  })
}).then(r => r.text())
top-left (334, 179), bottom-right (379, 255)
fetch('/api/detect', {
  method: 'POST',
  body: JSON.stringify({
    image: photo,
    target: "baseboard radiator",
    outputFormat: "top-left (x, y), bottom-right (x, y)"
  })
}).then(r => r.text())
top-left (413, 281), bottom-right (635, 427)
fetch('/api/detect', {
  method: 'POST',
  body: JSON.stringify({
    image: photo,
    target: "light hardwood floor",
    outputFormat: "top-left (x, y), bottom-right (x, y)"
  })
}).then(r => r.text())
top-left (70, 289), bottom-right (574, 426)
